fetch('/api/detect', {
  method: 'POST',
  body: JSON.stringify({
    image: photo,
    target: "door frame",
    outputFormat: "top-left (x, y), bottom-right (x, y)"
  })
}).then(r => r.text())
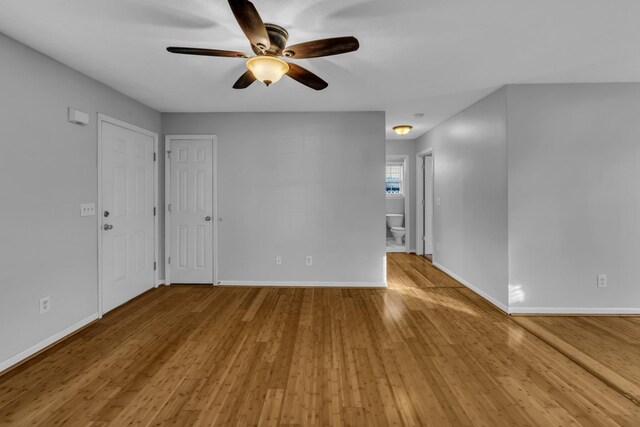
top-left (386, 155), bottom-right (410, 253)
top-left (164, 135), bottom-right (218, 286)
top-left (415, 148), bottom-right (433, 256)
top-left (97, 114), bottom-right (159, 317)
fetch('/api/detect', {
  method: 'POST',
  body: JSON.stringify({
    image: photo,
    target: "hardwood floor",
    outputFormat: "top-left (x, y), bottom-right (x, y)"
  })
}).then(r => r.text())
top-left (1, 253), bottom-right (639, 425)
top-left (513, 316), bottom-right (640, 405)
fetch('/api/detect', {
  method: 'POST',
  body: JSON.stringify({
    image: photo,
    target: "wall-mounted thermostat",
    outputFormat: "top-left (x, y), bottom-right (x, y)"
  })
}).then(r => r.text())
top-left (68, 108), bottom-right (89, 126)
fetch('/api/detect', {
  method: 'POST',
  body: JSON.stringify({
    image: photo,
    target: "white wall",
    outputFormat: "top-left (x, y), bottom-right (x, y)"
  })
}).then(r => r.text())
top-left (162, 112), bottom-right (386, 285)
top-left (0, 33), bottom-right (161, 369)
top-left (507, 84), bottom-right (640, 313)
top-left (386, 140), bottom-right (415, 250)
top-left (419, 88), bottom-right (509, 310)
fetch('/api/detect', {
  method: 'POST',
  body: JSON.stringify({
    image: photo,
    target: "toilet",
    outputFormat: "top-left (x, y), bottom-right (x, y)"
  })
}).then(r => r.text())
top-left (386, 214), bottom-right (406, 245)
top-left (390, 227), bottom-right (405, 245)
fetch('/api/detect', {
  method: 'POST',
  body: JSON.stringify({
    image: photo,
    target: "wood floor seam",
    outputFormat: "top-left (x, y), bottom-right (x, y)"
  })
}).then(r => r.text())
top-left (512, 317), bottom-right (640, 408)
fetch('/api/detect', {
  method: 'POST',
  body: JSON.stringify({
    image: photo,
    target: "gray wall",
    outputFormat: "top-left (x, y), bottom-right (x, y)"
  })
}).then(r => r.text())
top-left (419, 88), bottom-right (509, 309)
top-left (385, 198), bottom-right (405, 215)
top-left (415, 132), bottom-right (433, 156)
top-left (0, 33), bottom-right (161, 367)
top-left (507, 84), bottom-right (640, 313)
top-left (386, 139), bottom-right (416, 250)
top-left (162, 112), bottom-right (386, 284)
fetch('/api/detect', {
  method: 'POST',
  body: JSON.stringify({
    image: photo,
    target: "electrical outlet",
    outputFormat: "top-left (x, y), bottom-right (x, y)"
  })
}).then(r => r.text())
top-left (306, 256), bottom-right (313, 266)
top-left (597, 275), bottom-right (608, 288)
top-left (436, 197), bottom-right (441, 207)
top-left (80, 203), bottom-right (95, 217)
top-left (275, 256), bottom-right (282, 265)
top-left (39, 296), bottom-right (50, 314)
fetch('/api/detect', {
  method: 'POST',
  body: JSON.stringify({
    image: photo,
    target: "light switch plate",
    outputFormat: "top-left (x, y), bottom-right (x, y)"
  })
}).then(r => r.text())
top-left (80, 203), bottom-right (96, 216)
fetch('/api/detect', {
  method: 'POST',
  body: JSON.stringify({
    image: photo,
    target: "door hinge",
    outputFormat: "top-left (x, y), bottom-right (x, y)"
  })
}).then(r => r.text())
top-left (422, 199), bottom-right (425, 205)
top-left (153, 207), bottom-right (156, 216)
top-left (153, 152), bottom-right (157, 161)
top-left (154, 261), bottom-right (157, 271)
top-left (167, 151), bottom-right (171, 159)
top-left (168, 257), bottom-right (171, 265)
top-left (168, 203), bottom-right (172, 212)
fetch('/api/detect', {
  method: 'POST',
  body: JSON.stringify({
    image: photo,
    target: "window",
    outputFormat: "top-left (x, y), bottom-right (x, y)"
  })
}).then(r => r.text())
top-left (386, 164), bottom-right (403, 195)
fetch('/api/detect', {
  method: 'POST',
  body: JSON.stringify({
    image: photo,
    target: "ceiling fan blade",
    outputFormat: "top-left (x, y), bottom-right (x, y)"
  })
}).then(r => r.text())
top-left (167, 47), bottom-right (250, 58)
top-left (233, 70), bottom-right (256, 89)
top-left (285, 63), bottom-right (328, 91)
top-left (228, 0), bottom-right (270, 50)
top-left (283, 36), bottom-right (359, 59)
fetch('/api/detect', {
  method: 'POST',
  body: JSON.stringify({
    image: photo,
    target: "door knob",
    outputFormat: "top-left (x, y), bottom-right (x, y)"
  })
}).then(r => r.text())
top-left (205, 216), bottom-right (212, 222)
top-left (103, 224), bottom-right (113, 231)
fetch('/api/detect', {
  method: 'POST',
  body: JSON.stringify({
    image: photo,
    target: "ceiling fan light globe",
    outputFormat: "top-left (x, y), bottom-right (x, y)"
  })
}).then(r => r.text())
top-left (246, 56), bottom-right (289, 86)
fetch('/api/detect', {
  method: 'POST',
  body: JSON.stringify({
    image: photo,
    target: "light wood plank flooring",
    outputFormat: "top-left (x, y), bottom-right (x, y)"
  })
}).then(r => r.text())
top-left (513, 316), bottom-right (640, 405)
top-left (1, 253), bottom-right (639, 426)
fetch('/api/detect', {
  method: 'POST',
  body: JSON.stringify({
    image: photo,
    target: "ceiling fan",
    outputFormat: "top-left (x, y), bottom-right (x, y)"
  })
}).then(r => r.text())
top-left (166, 0), bottom-right (359, 90)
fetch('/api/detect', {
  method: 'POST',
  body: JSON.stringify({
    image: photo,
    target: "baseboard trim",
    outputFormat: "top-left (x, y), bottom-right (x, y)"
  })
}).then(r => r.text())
top-left (155, 278), bottom-right (165, 287)
top-left (0, 312), bottom-right (99, 375)
top-left (509, 307), bottom-right (640, 315)
top-left (219, 280), bottom-right (387, 288)
top-left (432, 262), bottom-right (508, 313)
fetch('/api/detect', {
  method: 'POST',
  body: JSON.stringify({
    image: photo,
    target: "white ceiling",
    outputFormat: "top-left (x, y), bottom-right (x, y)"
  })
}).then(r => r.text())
top-left (2, 0), bottom-right (640, 139)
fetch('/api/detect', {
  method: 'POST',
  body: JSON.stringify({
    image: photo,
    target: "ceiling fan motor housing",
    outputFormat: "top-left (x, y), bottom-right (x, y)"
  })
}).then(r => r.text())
top-left (166, 0), bottom-right (359, 90)
top-left (253, 23), bottom-right (289, 56)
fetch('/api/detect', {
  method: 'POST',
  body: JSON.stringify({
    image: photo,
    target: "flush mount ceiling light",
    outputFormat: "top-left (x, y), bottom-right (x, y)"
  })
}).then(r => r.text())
top-left (245, 56), bottom-right (289, 86)
top-left (393, 125), bottom-right (413, 136)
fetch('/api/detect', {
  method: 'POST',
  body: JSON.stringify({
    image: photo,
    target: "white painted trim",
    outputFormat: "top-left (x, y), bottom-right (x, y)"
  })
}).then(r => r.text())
top-left (165, 135), bottom-right (219, 286)
top-left (156, 278), bottom-right (165, 287)
top-left (97, 114), bottom-right (159, 317)
top-left (0, 312), bottom-right (99, 373)
top-left (219, 280), bottom-right (387, 288)
top-left (164, 146), bottom-right (170, 285)
top-left (433, 262), bottom-right (509, 313)
top-left (386, 155), bottom-right (410, 253)
top-left (508, 307), bottom-right (640, 315)
top-left (415, 148), bottom-right (433, 257)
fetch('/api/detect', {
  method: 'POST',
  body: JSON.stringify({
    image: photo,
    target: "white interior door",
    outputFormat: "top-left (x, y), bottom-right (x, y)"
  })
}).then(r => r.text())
top-left (423, 155), bottom-right (434, 255)
top-left (168, 138), bottom-right (214, 284)
top-left (101, 121), bottom-right (155, 313)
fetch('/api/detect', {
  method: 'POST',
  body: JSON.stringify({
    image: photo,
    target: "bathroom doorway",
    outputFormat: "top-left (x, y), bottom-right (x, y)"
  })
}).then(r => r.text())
top-left (386, 155), bottom-right (410, 253)
top-left (416, 151), bottom-right (433, 260)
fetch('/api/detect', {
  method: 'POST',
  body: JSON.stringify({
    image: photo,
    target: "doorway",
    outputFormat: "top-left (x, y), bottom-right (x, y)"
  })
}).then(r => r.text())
top-left (385, 155), bottom-right (410, 253)
top-left (416, 151), bottom-right (433, 260)
top-left (98, 115), bottom-right (159, 315)
top-left (165, 135), bottom-right (217, 285)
